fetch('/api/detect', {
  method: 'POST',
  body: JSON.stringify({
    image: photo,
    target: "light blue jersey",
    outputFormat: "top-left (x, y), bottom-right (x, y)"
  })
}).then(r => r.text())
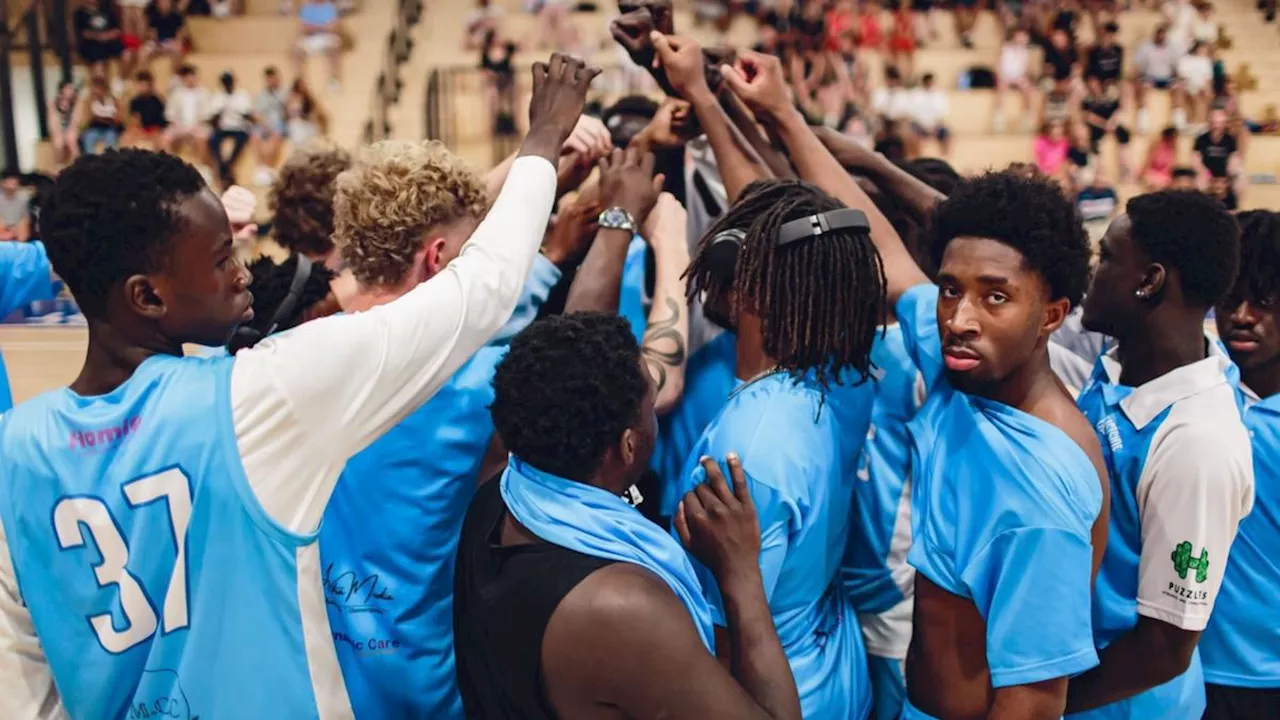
top-left (1073, 343), bottom-right (1253, 720)
top-left (0, 354), bottom-right (340, 719)
top-left (840, 325), bottom-right (922, 720)
top-left (1201, 384), bottom-right (1280, 688)
top-left (898, 284), bottom-right (1103, 693)
top-left (319, 257), bottom-right (559, 719)
top-left (0, 241), bottom-right (56, 411)
top-left (666, 369), bottom-right (876, 719)
top-left (652, 331), bottom-right (737, 501)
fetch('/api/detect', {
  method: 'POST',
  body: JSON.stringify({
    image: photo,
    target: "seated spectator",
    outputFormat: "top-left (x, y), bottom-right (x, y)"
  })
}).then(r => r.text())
top-left (464, 0), bottom-right (504, 50)
top-left (47, 81), bottom-right (80, 167)
top-left (1165, 0), bottom-right (1198, 53)
top-left (122, 71), bottom-right (168, 149)
top-left (0, 172), bottom-right (32, 242)
top-left (1133, 24), bottom-right (1179, 134)
top-left (286, 78), bottom-right (328, 146)
top-left (887, 2), bottom-right (916, 78)
top-left (252, 66), bottom-right (290, 186)
top-left (293, 0), bottom-right (343, 93)
top-left (143, 0), bottom-right (188, 76)
top-left (1170, 165), bottom-right (1198, 189)
top-left (268, 143), bottom-right (351, 267)
top-left (1033, 119), bottom-right (1071, 183)
top-left (1195, 105), bottom-right (1239, 187)
top-left (1041, 77), bottom-right (1079, 127)
top-left (164, 63), bottom-right (212, 167)
top-left (1141, 126), bottom-right (1180, 189)
top-left (73, 0), bottom-right (124, 84)
top-left (1208, 173), bottom-right (1237, 210)
top-left (77, 76), bottom-right (124, 153)
top-left (1041, 28), bottom-right (1080, 90)
top-left (856, 0), bottom-right (884, 55)
top-left (1175, 41), bottom-right (1215, 128)
top-left (1081, 75), bottom-right (1131, 179)
top-left (904, 72), bottom-right (950, 156)
top-left (1085, 21), bottom-right (1124, 87)
top-left (995, 27), bottom-right (1036, 133)
top-left (1189, 1), bottom-right (1218, 48)
top-left (871, 66), bottom-right (910, 123)
top-left (209, 71), bottom-right (256, 188)
top-left (1075, 166), bottom-right (1119, 241)
top-left (825, 0), bottom-right (857, 56)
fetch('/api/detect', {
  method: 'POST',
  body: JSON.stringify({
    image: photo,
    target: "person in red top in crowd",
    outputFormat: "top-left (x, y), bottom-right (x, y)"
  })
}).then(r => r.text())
top-left (857, 0), bottom-right (884, 55)
top-left (888, 1), bottom-right (916, 77)
top-left (825, 0), bottom-right (858, 55)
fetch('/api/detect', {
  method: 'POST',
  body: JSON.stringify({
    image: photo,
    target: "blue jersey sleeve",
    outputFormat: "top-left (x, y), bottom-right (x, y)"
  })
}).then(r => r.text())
top-left (683, 462), bottom-right (798, 626)
top-left (961, 526), bottom-right (1099, 687)
top-left (0, 241), bottom-right (54, 317)
top-left (894, 284), bottom-right (943, 386)
top-left (490, 254), bottom-right (562, 345)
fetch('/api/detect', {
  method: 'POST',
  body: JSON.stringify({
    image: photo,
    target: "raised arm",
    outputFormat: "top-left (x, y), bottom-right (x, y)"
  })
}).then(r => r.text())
top-left (813, 125), bottom-right (946, 220)
top-left (720, 50), bottom-right (929, 304)
top-left (640, 193), bottom-right (690, 414)
top-left (651, 32), bottom-right (772, 203)
top-left (229, 54), bottom-right (601, 534)
top-left (564, 148), bottom-right (662, 313)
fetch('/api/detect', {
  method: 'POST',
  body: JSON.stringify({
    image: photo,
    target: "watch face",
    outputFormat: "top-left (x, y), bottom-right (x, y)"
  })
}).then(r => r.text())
top-left (600, 208), bottom-right (633, 229)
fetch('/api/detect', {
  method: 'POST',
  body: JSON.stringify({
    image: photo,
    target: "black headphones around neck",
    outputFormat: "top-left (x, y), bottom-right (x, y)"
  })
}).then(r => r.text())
top-left (704, 208), bottom-right (871, 286)
top-left (228, 253), bottom-right (313, 354)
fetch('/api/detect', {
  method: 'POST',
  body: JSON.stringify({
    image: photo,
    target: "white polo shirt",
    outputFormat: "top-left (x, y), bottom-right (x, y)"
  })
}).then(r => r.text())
top-left (1071, 341), bottom-right (1254, 720)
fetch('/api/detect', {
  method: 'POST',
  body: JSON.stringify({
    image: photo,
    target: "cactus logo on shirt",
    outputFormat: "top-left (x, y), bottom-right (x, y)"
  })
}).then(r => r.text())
top-left (1171, 541), bottom-right (1210, 583)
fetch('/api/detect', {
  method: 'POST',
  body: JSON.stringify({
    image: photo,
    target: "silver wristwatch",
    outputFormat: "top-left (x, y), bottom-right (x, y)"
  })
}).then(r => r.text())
top-left (597, 207), bottom-right (637, 233)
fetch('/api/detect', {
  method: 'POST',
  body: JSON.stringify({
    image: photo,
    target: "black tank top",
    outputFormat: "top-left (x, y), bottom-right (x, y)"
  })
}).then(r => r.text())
top-left (453, 478), bottom-right (616, 720)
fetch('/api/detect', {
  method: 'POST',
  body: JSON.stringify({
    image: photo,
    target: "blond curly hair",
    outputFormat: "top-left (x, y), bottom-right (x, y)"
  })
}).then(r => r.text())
top-left (333, 140), bottom-right (489, 288)
top-left (269, 143), bottom-right (352, 258)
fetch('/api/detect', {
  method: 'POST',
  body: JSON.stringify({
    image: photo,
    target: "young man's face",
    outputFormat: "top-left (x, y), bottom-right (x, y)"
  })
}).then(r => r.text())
top-left (935, 237), bottom-right (1062, 394)
top-left (141, 189), bottom-right (254, 346)
top-left (1217, 285), bottom-right (1280, 375)
top-left (1081, 214), bottom-right (1145, 337)
top-left (621, 358), bottom-right (659, 485)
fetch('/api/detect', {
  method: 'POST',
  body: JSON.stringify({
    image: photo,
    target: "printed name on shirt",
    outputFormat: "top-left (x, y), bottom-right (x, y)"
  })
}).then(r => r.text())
top-left (1096, 415), bottom-right (1123, 452)
top-left (69, 416), bottom-right (142, 450)
top-left (133, 668), bottom-right (195, 720)
top-left (332, 630), bottom-right (402, 655)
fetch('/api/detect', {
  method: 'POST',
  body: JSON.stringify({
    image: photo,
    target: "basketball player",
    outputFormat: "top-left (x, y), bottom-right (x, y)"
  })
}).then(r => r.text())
top-left (1066, 192), bottom-right (1254, 720)
top-left (319, 142), bottom-right (664, 719)
top-left (0, 240), bottom-right (56, 411)
top-left (1200, 210), bottom-right (1280, 719)
top-left (720, 48), bottom-right (1108, 719)
top-left (0, 53), bottom-right (598, 718)
top-left (454, 311), bottom-right (802, 720)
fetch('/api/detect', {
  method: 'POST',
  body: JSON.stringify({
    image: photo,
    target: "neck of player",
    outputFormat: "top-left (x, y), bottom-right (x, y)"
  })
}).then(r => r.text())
top-left (733, 312), bottom-right (779, 382)
top-left (983, 343), bottom-right (1065, 412)
top-left (1115, 309), bottom-right (1208, 387)
top-left (73, 321), bottom-right (185, 397)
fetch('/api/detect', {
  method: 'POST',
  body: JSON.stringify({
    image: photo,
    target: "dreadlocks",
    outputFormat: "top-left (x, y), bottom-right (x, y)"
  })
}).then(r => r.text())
top-left (686, 178), bottom-right (886, 389)
top-left (1232, 210), bottom-right (1280, 304)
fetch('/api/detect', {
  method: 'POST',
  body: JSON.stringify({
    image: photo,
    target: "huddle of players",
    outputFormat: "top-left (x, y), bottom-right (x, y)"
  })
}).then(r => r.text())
top-left (0, 41), bottom-right (1276, 720)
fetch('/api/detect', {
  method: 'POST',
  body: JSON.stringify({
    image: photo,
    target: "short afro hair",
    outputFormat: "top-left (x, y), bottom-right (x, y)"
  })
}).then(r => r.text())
top-left (931, 169), bottom-right (1090, 308)
top-left (491, 312), bottom-right (648, 482)
top-left (269, 143), bottom-right (351, 258)
top-left (333, 139), bottom-right (488, 288)
top-left (245, 253), bottom-right (336, 334)
top-left (40, 149), bottom-right (206, 318)
top-left (1227, 210), bottom-right (1280, 305)
top-left (1127, 190), bottom-right (1240, 308)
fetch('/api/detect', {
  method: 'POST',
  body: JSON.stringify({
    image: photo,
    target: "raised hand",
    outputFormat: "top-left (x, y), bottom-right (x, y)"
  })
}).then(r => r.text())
top-left (650, 32), bottom-right (712, 101)
top-left (562, 114), bottom-right (613, 158)
top-left (610, 9), bottom-right (660, 75)
top-left (641, 191), bottom-right (687, 249)
top-left (617, 0), bottom-right (673, 33)
top-left (675, 454), bottom-right (762, 586)
top-left (597, 147), bottom-right (664, 227)
top-left (525, 53), bottom-right (602, 161)
top-left (718, 49), bottom-right (795, 121)
top-left (220, 185), bottom-right (258, 249)
top-left (541, 193), bottom-right (601, 266)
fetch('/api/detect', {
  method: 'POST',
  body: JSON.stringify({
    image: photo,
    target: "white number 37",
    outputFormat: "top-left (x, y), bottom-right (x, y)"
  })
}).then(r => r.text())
top-left (52, 468), bottom-right (193, 654)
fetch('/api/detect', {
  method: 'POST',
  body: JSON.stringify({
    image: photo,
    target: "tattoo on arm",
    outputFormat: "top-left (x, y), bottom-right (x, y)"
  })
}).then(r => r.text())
top-left (641, 296), bottom-right (686, 392)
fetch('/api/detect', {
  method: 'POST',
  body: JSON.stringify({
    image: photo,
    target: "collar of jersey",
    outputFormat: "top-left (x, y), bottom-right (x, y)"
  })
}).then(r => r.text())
top-left (1098, 339), bottom-right (1235, 430)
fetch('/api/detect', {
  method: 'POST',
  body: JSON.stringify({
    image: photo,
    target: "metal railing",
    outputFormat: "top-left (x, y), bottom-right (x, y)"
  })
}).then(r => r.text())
top-left (362, 0), bottom-right (421, 144)
top-left (0, 0), bottom-right (75, 170)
